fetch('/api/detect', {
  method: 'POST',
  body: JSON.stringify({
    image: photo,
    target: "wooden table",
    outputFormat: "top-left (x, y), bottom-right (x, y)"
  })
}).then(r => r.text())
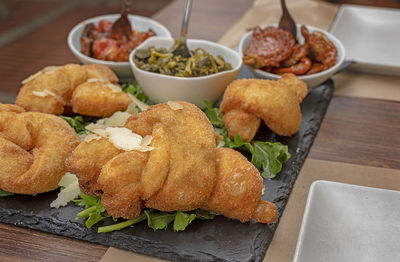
top-left (0, 0), bottom-right (399, 261)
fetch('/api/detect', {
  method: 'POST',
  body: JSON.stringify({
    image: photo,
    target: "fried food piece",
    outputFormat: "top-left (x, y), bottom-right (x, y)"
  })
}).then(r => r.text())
top-left (15, 64), bottom-right (119, 115)
top-left (202, 148), bottom-right (277, 223)
top-left (0, 103), bottom-right (25, 113)
top-left (15, 68), bottom-right (71, 114)
top-left (243, 26), bottom-right (295, 68)
top-left (71, 79), bottom-right (131, 117)
top-left (66, 138), bottom-right (122, 196)
top-left (82, 64), bottom-right (118, 83)
top-left (0, 109), bottom-right (79, 194)
top-left (301, 25), bottom-right (337, 69)
top-left (222, 109), bottom-right (261, 142)
top-left (71, 101), bottom-right (278, 223)
top-left (125, 101), bottom-right (217, 212)
top-left (99, 151), bottom-right (148, 218)
top-left (220, 74), bottom-right (307, 141)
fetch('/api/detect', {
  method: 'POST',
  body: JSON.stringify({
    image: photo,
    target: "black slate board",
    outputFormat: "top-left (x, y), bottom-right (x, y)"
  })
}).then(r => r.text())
top-left (0, 68), bottom-right (334, 262)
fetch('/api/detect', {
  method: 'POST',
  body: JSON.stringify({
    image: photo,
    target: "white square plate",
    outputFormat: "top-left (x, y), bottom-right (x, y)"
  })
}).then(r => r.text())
top-left (293, 181), bottom-right (400, 262)
top-left (330, 5), bottom-right (400, 76)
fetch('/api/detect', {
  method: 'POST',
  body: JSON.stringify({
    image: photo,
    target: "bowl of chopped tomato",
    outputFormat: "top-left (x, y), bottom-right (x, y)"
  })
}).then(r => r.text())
top-left (68, 14), bottom-right (171, 80)
top-left (238, 24), bottom-right (345, 89)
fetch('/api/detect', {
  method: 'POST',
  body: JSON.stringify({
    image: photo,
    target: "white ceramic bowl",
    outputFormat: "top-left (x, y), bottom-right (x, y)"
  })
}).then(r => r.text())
top-left (68, 14), bottom-right (171, 80)
top-left (129, 37), bottom-right (242, 108)
top-left (238, 25), bottom-right (345, 89)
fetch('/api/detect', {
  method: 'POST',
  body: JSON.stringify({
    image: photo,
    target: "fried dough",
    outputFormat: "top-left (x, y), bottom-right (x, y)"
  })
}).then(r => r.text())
top-left (71, 80), bottom-right (131, 117)
top-left (66, 138), bottom-right (122, 196)
top-left (69, 101), bottom-right (277, 223)
top-left (15, 64), bottom-right (123, 116)
top-left (220, 73), bottom-right (307, 141)
top-left (0, 106), bottom-right (80, 194)
top-left (202, 148), bottom-right (277, 223)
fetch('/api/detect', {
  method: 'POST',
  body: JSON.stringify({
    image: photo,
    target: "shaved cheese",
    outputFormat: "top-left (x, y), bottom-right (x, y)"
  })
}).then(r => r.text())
top-left (91, 128), bottom-right (107, 137)
top-left (125, 102), bottom-right (139, 114)
top-left (107, 83), bottom-right (123, 93)
top-left (167, 101), bottom-right (183, 110)
top-left (22, 71), bottom-right (43, 85)
top-left (87, 78), bottom-right (106, 83)
top-left (83, 133), bottom-right (102, 143)
top-left (138, 145), bottom-right (155, 152)
top-left (127, 93), bottom-right (149, 112)
top-left (43, 66), bottom-right (61, 73)
top-left (87, 78), bottom-right (122, 93)
top-left (105, 127), bottom-right (143, 151)
top-left (103, 111), bottom-right (131, 127)
top-left (32, 89), bottom-right (56, 97)
top-left (85, 122), bottom-right (106, 132)
top-left (261, 186), bottom-right (265, 196)
top-left (50, 173), bottom-right (81, 208)
top-left (141, 135), bottom-right (152, 147)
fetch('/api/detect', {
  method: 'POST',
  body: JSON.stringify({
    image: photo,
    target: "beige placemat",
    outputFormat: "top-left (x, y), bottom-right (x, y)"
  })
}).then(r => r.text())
top-left (218, 0), bottom-right (339, 49)
top-left (100, 158), bottom-right (400, 262)
top-left (218, 0), bottom-right (400, 102)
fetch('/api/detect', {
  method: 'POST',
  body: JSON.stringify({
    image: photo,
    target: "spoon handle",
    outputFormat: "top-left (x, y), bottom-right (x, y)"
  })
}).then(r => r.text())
top-left (180, 0), bottom-right (193, 45)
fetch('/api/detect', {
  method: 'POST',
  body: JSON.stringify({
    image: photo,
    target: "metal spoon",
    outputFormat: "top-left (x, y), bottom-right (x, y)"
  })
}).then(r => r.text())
top-left (172, 0), bottom-right (193, 58)
top-left (278, 0), bottom-right (297, 39)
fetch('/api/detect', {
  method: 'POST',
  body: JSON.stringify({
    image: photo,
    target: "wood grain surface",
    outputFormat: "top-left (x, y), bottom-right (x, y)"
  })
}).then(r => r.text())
top-left (310, 95), bottom-right (400, 169)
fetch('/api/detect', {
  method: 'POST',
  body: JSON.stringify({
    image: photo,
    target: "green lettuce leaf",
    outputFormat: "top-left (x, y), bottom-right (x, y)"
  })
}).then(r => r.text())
top-left (203, 101), bottom-right (224, 128)
top-left (203, 101), bottom-right (291, 179)
top-left (121, 80), bottom-right (150, 103)
top-left (173, 211), bottom-right (197, 232)
top-left (145, 210), bottom-right (176, 231)
top-left (0, 188), bottom-right (13, 197)
top-left (60, 115), bottom-right (86, 134)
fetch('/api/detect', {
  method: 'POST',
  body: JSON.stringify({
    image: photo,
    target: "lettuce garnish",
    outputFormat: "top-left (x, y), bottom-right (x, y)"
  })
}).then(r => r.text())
top-left (203, 101), bottom-right (290, 178)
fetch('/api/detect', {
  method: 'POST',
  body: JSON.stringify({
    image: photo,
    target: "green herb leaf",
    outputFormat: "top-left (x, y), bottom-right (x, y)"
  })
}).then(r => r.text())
top-left (144, 210), bottom-right (176, 231)
top-left (0, 188), bottom-right (13, 197)
top-left (203, 103), bottom-right (291, 179)
top-left (86, 212), bottom-right (106, 228)
top-left (60, 115), bottom-right (86, 134)
top-left (73, 193), bottom-right (100, 209)
top-left (121, 80), bottom-right (150, 103)
top-left (195, 209), bottom-right (216, 220)
top-left (173, 211), bottom-right (197, 232)
top-left (203, 101), bottom-right (224, 128)
top-left (251, 142), bottom-right (291, 178)
top-left (98, 213), bottom-right (147, 233)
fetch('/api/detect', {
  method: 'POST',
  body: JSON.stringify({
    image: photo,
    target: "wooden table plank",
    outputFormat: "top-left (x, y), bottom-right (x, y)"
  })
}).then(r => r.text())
top-left (309, 95), bottom-right (400, 169)
top-left (0, 224), bottom-right (107, 262)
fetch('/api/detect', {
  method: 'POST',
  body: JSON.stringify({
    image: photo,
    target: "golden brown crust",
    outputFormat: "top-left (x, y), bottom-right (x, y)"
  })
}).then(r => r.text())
top-left (126, 101), bottom-right (217, 211)
top-left (66, 138), bottom-right (122, 196)
top-left (202, 148), bottom-right (276, 223)
top-left (0, 104), bottom-right (25, 113)
top-left (220, 74), bottom-right (307, 140)
top-left (15, 64), bottom-right (120, 116)
top-left (15, 69), bottom-right (70, 114)
top-left (0, 111), bottom-right (80, 194)
top-left (71, 81), bottom-right (131, 117)
top-left (68, 101), bottom-right (277, 223)
top-left (99, 151), bottom-right (148, 219)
